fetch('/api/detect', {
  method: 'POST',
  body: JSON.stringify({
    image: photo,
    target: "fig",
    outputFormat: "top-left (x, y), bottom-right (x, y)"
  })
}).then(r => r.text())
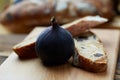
top-left (35, 17), bottom-right (75, 66)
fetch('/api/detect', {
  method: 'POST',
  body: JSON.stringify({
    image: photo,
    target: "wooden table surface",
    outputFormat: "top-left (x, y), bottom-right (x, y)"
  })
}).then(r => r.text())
top-left (0, 25), bottom-right (27, 64)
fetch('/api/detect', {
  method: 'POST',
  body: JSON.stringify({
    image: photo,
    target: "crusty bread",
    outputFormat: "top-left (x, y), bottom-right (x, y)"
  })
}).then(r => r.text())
top-left (13, 16), bottom-right (107, 59)
top-left (13, 27), bottom-right (46, 59)
top-left (0, 0), bottom-right (113, 33)
top-left (71, 31), bottom-right (107, 72)
top-left (63, 16), bottom-right (108, 37)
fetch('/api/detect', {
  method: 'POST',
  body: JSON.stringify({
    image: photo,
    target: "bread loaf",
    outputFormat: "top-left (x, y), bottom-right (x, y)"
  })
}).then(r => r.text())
top-left (0, 0), bottom-right (113, 33)
top-left (13, 16), bottom-right (107, 59)
top-left (71, 31), bottom-right (107, 72)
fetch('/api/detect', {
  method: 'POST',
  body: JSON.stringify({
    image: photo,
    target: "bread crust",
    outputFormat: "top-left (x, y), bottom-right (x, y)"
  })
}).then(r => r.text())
top-left (13, 42), bottom-right (37, 59)
top-left (72, 31), bottom-right (107, 72)
top-left (73, 50), bottom-right (107, 72)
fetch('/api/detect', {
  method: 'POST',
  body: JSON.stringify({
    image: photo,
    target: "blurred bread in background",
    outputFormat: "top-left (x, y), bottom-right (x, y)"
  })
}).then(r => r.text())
top-left (0, 0), bottom-right (116, 33)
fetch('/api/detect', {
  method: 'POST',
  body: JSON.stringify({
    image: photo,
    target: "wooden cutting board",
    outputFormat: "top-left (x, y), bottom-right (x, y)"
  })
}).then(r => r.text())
top-left (0, 28), bottom-right (120, 80)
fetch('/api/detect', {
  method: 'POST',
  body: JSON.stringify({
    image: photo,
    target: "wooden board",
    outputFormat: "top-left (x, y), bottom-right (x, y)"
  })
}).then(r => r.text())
top-left (0, 28), bottom-right (120, 80)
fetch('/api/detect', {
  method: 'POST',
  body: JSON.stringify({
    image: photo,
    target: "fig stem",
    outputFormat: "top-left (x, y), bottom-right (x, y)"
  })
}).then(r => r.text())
top-left (51, 16), bottom-right (59, 29)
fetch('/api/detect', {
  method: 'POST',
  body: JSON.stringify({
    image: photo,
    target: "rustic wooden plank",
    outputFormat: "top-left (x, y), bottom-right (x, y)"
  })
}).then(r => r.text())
top-left (0, 34), bottom-right (27, 64)
top-left (0, 34), bottom-right (27, 51)
top-left (115, 43), bottom-right (120, 80)
top-left (0, 56), bottom-right (7, 65)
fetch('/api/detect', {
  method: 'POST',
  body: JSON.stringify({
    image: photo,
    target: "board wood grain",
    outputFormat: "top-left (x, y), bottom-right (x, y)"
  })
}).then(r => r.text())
top-left (0, 28), bottom-right (119, 80)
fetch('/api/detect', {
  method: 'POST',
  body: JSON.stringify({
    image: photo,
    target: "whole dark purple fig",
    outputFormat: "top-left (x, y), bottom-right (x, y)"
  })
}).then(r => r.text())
top-left (35, 17), bottom-right (75, 66)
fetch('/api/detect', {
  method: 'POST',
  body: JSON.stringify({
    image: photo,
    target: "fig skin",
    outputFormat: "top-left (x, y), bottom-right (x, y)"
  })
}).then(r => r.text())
top-left (35, 17), bottom-right (75, 66)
